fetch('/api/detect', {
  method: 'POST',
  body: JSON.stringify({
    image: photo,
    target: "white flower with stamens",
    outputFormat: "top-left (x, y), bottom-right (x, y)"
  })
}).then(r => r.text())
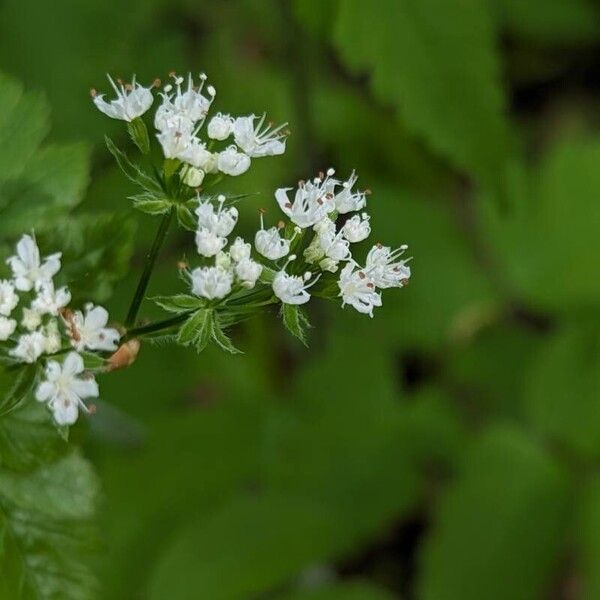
top-left (191, 266), bottom-right (233, 300)
top-left (156, 116), bottom-right (194, 159)
top-left (273, 265), bottom-right (316, 305)
top-left (36, 352), bottom-right (99, 426)
top-left (208, 113), bottom-right (234, 140)
top-left (0, 280), bottom-right (18, 316)
top-left (10, 331), bottom-right (46, 363)
top-left (67, 304), bottom-right (121, 352)
top-left (235, 258), bottom-right (262, 289)
top-left (255, 217), bottom-right (290, 261)
top-left (92, 75), bottom-right (154, 122)
top-left (32, 281), bottom-right (71, 316)
top-left (342, 213), bottom-right (371, 243)
top-left (338, 263), bottom-right (382, 317)
top-left (22, 307), bottom-right (42, 331)
top-left (195, 228), bottom-right (227, 257)
top-left (233, 114), bottom-right (287, 157)
top-left (195, 196), bottom-right (238, 237)
top-left (366, 244), bottom-right (411, 289)
top-left (217, 146), bottom-right (251, 176)
top-left (7, 234), bottom-right (61, 292)
top-left (0, 317), bottom-right (16, 341)
top-left (334, 172), bottom-right (367, 214)
top-left (165, 72), bottom-right (215, 124)
top-left (229, 237), bottom-right (251, 262)
top-left (179, 138), bottom-right (212, 169)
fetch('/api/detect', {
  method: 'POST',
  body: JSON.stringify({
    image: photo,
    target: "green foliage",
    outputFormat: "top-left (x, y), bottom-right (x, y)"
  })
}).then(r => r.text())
top-left (281, 303), bottom-right (310, 346)
top-left (177, 309), bottom-right (214, 352)
top-left (0, 364), bottom-right (38, 418)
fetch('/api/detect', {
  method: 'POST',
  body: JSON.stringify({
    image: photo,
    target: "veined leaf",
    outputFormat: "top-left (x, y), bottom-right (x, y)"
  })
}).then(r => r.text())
top-left (281, 303), bottom-right (310, 346)
top-left (211, 317), bottom-right (243, 354)
top-left (0, 364), bottom-right (38, 418)
top-left (177, 309), bottom-right (214, 353)
top-left (153, 294), bottom-right (205, 314)
top-left (175, 203), bottom-right (197, 231)
top-left (131, 194), bottom-right (172, 216)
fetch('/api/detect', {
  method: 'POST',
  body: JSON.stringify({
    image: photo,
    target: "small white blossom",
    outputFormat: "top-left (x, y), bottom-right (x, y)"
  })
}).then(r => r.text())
top-left (32, 281), bottom-right (71, 316)
top-left (42, 321), bottom-right (62, 354)
top-left (0, 280), bottom-right (18, 316)
top-left (0, 317), bottom-right (16, 341)
top-left (92, 75), bottom-right (154, 122)
top-left (342, 213), bottom-right (371, 243)
top-left (36, 352), bottom-right (99, 426)
top-left (191, 266), bottom-right (233, 300)
top-left (207, 113), bottom-right (234, 140)
top-left (338, 263), bottom-right (382, 317)
top-left (156, 116), bottom-right (194, 159)
top-left (67, 304), bottom-right (121, 352)
top-left (195, 197), bottom-right (238, 237)
top-left (7, 234), bottom-right (61, 292)
top-left (255, 225), bottom-right (290, 261)
top-left (365, 244), bottom-right (411, 289)
top-left (233, 114), bottom-right (287, 157)
top-left (10, 331), bottom-right (46, 363)
top-left (273, 268), bottom-right (316, 305)
top-left (217, 146), bottom-right (251, 176)
top-left (159, 72), bottom-right (215, 125)
top-left (179, 138), bottom-right (212, 169)
top-left (183, 166), bottom-right (205, 188)
top-left (334, 172), bottom-right (367, 214)
top-left (195, 229), bottom-right (227, 257)
top-left (229, 237), bottom-right (252, 262)
top-left (22, 307), bottom-right (42, 331)
top-left (235, 258), bottom-right (263, 288)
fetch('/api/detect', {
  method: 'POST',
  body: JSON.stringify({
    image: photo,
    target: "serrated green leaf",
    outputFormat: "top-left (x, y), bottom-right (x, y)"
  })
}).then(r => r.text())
top-left (281, 303), bottom-right (309, 346)
top-left (334, 0), bottom-right (514, 198)
top-left (418, 427), bottom-right (570, 600)
top-left (131, 195), bottom-right (172, 215)
top-left (176, 309), bottom-right (213, 353)
top-left (154, 294), bottom-right (205, 314)
top-left (105, 136), bottom-right (162, 194)
top-left (211, 317), bottom-right (243, 354)
top-left (0, 364), bottom-right (38, 417)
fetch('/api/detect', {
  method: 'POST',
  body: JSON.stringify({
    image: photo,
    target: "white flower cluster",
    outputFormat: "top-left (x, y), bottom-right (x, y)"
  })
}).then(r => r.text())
top-left (2, 235), bottom-right (121, 425)
top-left (92, 72), bottom-right (287, 185)
top-left (186, 169), bottom-right (410, 317)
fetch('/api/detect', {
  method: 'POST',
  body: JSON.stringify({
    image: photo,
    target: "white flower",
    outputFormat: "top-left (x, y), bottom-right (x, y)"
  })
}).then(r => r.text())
top-left (365, 244), bottom-right (411, 289)
top-left (31, 281), bottom-right (71, 316)
top-left (338, 263), bottom-right (382, 317)
top-left (304, 217), bottom-right (350, 270)
top-left (156, 116), bottom-right (194, 159)
top-left (342, 213), bottom-right (371, 243)
top-left (255, 226), bottom-right (290, 261)
top-left (233, 114), bottom-right (287, 157)
top-left (217, 146), bottom-right (251, 176)
top-left (179, 138), bottom-right (212, 169)
top-left (0, 317), bottom-right (16, 341)
top-left (92, 75), bottom-right (154, 122)
top-left (195, 197), bottom-right (238, 237)
top-left (195, 229), bottom-right (227, 257)
top-left (208, 113), bottom-right (234, 140)
top-left (22, 308), bottom-right (42, 331)
top-left (201, 152), bottom-right (219, 174)
top-left (183, 166), bottom-right (205, 188)
top-left (273, 268), bottom-right (316, 305)
top-left (235, 258), bottom-right (263, 288)
top-left (191, 266), bottom-right (233, 300)
top-left (36, 352), bottom-right (99, 426)
top-left (334, 171), bottom-right (367, 214)
top-left (43, 321), bottom-right (62, 354)
top-left (160, 72), bottom-right (215, 125)
top-left (7, 234), bottom-right (61, 292)
top-left (0, 280), bottom-right (18, 316)
top-left (229, 237), bottom-right (252, 262)
top-left (10, 331), bottom-right (46, 363)
top-left (67, 304), bottom-right (121, 352)
top-left (275, 170), bottom-right (337, 228)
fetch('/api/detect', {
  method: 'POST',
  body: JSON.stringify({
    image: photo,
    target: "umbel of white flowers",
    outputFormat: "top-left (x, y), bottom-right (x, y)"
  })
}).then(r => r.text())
top-left (2, 235), bottom-right (120, 425)
top-left (91, 72), bottom-right (288, 181)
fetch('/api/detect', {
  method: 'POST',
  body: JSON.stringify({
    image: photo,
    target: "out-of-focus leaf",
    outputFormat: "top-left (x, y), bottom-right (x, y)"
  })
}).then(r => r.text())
top-left (334, 0), bottom-right (514, 198)
top-left (578, 477), bottom-right (600, 600)
top-left (479, 138), bottom-right (600, 311)
top-left (0, 452), bottom-right (99, 599)
top-left (525, 321), bottom-right (600, 459)
top-left (131, 194), bottom-right (172, 215)
top-left (153, 294), bottom-right (204, 314)
top-left (0, 364), bottom-right (37, 417)
top-left (418, 426), bottom-right (571, 600)
top-left (276, 580), bottom-right (396, 600)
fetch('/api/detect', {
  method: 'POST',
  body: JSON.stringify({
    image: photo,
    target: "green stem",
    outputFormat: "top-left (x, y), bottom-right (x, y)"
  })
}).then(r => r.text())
top-left (125, 208), bottom-right (174, 327)
top-left (124, 311), bottom-right (193, 340)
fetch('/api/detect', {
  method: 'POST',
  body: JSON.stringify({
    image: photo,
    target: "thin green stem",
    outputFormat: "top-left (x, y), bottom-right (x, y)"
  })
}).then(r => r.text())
top-left (124, 311), bottom-right (193, 340)
top-left (125, 208), bottom-right (174, 327)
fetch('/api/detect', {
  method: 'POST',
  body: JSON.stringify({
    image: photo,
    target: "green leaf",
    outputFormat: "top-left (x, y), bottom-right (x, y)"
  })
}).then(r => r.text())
top-left (0, 452), bottom-right (99, 599)
top-left (104, 136), bottom-right (162, 194)
top-left (418, 426), bottom-right (571, 600)
top-left (175, 203), bottom-right (197, 231)
top-left (578, 477), bottom-right (600, 600)
top-left (127, 117), bottom-right (150, 154)
top-left (276, 580), bottom-right (396, 600)
top-left (131, 194), bottom-right (172, 215)
top-left (525, 321), bottom-right (600, 460)
top-left (281, 303), bottom-right (310, 346)
top-left (154, 294), bottom-right (205, 314)
top-left (211, 317), bottom-right (243, 354)
top-left (334, 0), bottom-right (514, 198)
top-left (177, 309), bottom-right (214, 353)
top-left (0, 364), bottom-right (38, 417)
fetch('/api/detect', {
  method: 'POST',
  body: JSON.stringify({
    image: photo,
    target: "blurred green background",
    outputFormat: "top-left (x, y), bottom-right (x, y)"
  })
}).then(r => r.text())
top-left (1, 0), bottom-right (599, 598)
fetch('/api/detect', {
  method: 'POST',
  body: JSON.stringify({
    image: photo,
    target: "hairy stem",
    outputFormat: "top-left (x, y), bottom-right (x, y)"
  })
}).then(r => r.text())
top-left (124, 311), bottom-right (194, 340)
top-left (125, 208), bottom-right (174, 327)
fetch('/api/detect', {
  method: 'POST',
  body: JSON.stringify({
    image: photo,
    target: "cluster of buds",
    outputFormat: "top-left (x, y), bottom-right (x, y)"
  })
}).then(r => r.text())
top-left (0, 235), bottom-right (121, 425)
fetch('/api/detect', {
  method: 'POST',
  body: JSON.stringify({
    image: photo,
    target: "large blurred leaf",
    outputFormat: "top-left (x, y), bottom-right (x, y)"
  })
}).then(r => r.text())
top-left (525, 321), bottom-right (600, 460)
top-left (579, 477), bottom-right (600, 600)
top-left (418, 426), bottom-right (571, 600)
top-left (479, 137), bottom-right (600, 311)
top-left (277, 581), bottom-right (396, 600)
top-left (334, 0), bottom-right (514, 197)
top-left (0, 452), bottom-right (99, 599)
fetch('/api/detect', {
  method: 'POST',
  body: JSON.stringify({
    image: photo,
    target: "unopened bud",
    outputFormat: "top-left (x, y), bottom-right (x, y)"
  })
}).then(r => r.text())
top-left (183, 167), bottom-right (205, 188)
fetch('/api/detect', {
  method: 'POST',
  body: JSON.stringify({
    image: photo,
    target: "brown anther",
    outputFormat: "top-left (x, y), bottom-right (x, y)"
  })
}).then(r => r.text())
top-left (177, 260), bottom-right (189, 269)
top-left (318, 171), bottom-right (324, 180)
top-left (152, 78), bottom-right (161, 88)
top-left (400, 278), bottom-right (409, 287)
top-left (367, 282), bottom-right (374, 289)
top-left (365, 189), bottom-right (372, 195)
top-left (116, 78), bottom-right (124, 85)
top-left (325, 192), bottom-right (333, 199)
top-left (285, 202), bottom-right (292, 209)
top-left (87, 403), bottom-right (97, 415)
top-left (124, 83), bottom-right (133, 91)
top-left (376, 242), bottom-right (383, 248)
top-left (90, 88), bottom-right (97, 98)
top-left (317, 198), bottom-right (323, 205)
top-left (169, 70), bottom-right (176, 77)
top-left (298, 179), bottom-right (305, 186)
top-left (358, 271), bottom-right (366, 279)
top-left (277, 220), bottom-right (285, 230)
top-left (393, 267), bottom-right (400, 272)
top-left (107, 339), bottom-right (141, 372)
